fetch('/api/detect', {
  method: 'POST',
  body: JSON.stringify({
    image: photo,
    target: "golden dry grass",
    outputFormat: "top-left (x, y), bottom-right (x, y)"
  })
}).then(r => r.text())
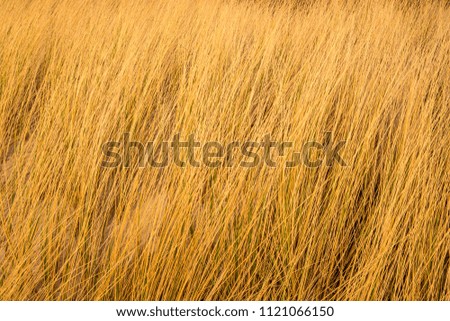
top-left (0, 0), bottom-right (449, 300)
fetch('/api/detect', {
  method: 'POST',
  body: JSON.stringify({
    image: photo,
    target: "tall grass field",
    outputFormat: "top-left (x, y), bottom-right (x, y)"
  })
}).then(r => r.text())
top-left (0, 0), bottom-right (449, 300)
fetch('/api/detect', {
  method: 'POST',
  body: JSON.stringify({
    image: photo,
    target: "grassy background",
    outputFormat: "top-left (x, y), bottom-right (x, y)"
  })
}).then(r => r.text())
top-left (0, 0), bottom-right (449, 300)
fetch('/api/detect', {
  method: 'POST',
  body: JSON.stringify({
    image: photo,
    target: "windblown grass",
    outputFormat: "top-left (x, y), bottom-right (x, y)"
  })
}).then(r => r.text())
top-left (0, 0), bottom-right (449, 300)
